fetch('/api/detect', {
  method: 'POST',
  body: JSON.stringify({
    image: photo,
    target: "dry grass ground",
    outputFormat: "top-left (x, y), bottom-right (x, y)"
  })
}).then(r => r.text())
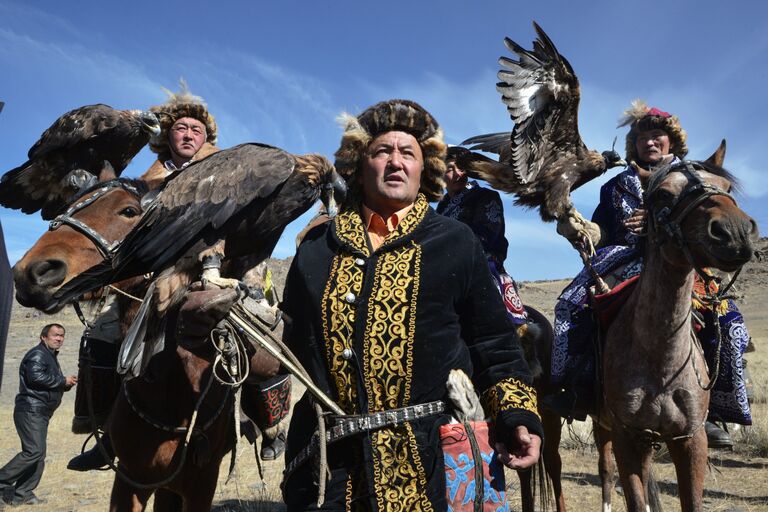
top-left (1, 245), bottom-right (767, 510)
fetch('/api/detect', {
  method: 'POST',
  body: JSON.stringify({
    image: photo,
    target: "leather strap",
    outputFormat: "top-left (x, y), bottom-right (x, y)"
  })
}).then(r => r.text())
top-left (284, 400), bottom-right (445, 477)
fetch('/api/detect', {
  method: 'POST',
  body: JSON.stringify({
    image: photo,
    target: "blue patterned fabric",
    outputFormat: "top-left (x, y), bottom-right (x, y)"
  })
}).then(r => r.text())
top-left (441, 421), bottom-right (509, 512)
top-left (553, 164), bottom-right (752, 424)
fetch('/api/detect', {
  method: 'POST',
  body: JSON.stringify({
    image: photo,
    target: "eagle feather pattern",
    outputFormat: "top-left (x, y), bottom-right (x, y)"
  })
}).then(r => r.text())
top-left (459, 22), bottom-right (624, 222)
top-left (0, 104), bottom-right (159, 219)
top-left (49, 143), bottom-right (340, 375)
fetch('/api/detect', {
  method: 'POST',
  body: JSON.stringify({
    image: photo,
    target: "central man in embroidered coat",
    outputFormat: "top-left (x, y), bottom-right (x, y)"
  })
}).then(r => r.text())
top-left (280, 99), bottom-right (542, 511)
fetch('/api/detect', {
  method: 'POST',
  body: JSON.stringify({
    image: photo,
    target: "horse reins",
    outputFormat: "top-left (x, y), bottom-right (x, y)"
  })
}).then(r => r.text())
top-left (606, 161), bottom-right (745, 447)
top-left (645, 161), bottom-right (745, 390)
top-left (646, 161), bottom-right (741, 293)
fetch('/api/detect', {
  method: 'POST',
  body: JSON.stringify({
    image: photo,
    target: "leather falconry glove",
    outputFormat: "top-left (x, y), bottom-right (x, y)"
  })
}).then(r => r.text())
top-left (176, 282), bottom-right (240, 349)
top-left (556, 207), bottom-right (602, 247)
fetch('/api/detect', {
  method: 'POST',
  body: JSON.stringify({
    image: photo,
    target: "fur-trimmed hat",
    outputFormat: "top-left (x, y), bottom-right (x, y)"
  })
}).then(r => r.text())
top-left (619, 99), bottom-right (688, 163)
top-left (149, 80), bottom-right (218, 157)
top-left (334, 99), bottom-right (447, 202)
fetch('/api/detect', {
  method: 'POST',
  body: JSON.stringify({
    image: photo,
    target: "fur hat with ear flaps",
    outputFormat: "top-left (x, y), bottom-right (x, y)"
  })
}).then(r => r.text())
top-left (334, 99), bottom-right (447, 203)
top-left (619, 99), bottom-right (688, 164)
top-left (149, 80), bottom-right (218, 157)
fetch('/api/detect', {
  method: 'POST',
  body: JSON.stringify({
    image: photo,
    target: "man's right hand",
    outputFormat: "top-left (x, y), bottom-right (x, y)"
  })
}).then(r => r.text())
top-left (64, 375), bottom-right (78, 390)
top-left (623, 208), bottom-right (646, 235)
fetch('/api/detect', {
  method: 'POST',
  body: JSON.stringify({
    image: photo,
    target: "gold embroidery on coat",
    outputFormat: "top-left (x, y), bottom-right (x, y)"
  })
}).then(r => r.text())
top-left (481, 377), bottom-right (540, 419)
top-left (334, 206), bottom-right (370, 256)
top-left (322, 254), bottom-right (363, 413)
top-left (372, 424), bottom-right (433, 512)
top-left (328, 196), bottom-right (433, 509)
top-left (364, 244), bottom-right (430, 510)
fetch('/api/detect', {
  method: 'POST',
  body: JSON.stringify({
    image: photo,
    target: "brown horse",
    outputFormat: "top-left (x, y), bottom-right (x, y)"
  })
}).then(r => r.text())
top-left (13, 174), bottom-right (281, 511)
top-left (525, 149), bottom-right (758, 512)
top-left (599, 153), bottom-right (757, 512)
top-left (516, 306), bottom-right (568, 512)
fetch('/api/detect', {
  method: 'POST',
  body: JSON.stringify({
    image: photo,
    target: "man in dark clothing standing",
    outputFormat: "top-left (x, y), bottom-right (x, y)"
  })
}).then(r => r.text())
top-left (0, 323), bottom-right (77, 506)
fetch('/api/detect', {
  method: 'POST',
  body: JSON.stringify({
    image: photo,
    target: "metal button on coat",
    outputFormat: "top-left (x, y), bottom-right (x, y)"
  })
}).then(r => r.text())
top-left (345, 292), bottom-right (356, 303)
top-left (341, 348), bottom-right (353, 360)
top-left (355, 258), bottom-right (365, 266)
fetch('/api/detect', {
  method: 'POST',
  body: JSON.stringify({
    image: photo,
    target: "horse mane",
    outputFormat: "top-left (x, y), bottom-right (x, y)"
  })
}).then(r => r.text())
top-left (647, 159), bottom-right (742, 201)
top-left (70, 177), bottom-right (150, 203)
top-left (689, 160), bottom-right (741, 194)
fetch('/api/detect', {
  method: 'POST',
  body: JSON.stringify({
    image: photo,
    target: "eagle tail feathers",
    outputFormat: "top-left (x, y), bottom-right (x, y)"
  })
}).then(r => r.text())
top-left (461, 132), bottom-right (511, 155)
top-left (453, 150), bottom-right (520, 192)
top-left (118, 281), bottom-right (164, 379)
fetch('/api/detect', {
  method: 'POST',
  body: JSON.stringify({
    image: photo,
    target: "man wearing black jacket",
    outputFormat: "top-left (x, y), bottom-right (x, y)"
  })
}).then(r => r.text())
top-left (0, 324), bottom-right (77, 506)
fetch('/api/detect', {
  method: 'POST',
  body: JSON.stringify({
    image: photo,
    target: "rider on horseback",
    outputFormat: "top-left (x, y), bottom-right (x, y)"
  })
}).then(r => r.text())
top-left (438, 148), bottom-right (541, 375)
top-left (545, 101), bottom-right (752, 448)
top-left (66, 85), bottom-right (221, 472)
top-left (438, 147), bottom-right (528, 327)
top-left (67, 86), bottom-right (293, 471)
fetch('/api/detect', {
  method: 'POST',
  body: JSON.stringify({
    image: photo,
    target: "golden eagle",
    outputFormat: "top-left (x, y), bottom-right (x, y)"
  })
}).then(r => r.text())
top-left (456, 22), bottom-right (625, 223)
top-left (47, 143), bottom-right (346, 376)
top-left (0, 104), bottom-right (161, 219)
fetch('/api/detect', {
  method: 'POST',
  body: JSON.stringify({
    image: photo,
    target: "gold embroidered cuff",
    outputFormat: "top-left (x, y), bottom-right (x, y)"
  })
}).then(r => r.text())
top-left (481, 377), bottom-right (539, 419)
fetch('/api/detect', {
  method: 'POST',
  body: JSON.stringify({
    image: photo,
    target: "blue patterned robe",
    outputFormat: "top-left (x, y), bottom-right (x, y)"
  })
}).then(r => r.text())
top-left (553, 164), bottom-right (752, 424)
top-left (437, 182), bottom-right (527, 325)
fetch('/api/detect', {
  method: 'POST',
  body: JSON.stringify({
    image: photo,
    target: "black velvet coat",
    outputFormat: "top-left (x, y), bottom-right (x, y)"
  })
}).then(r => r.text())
top-left (281, 195), bottom-right (541, 512)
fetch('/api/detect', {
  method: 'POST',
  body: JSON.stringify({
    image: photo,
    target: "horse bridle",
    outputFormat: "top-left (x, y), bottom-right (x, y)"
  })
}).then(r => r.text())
top-left (48, 180), bottom-right (143, 261)
top-left (645, 161), bottom-right (736, 251)
top-left (645, 161), bottom-right (745, 394)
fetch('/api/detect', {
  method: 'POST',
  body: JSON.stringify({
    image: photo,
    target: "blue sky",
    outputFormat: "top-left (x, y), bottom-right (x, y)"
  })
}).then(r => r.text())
top-left (1, 1), bottom-right (766, 280)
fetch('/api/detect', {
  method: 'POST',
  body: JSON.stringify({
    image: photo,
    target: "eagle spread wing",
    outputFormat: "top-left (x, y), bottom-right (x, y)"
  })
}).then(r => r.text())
top-left (458, 22), bottom-right (624, 221)
top-left (50, 142), bottom-right (345, 377)
top-left (50, 142), bottom-right (344, 311)
top-left (0, 104), bottom-right (160, 219)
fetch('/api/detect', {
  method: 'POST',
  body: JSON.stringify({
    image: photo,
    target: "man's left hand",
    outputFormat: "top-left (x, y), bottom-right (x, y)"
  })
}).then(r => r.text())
top-left (495, 425), bottom-right (541, 470)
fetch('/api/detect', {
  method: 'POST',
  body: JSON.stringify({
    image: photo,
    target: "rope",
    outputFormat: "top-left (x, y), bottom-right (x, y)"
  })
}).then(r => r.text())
top-left (107, 284), bottom-right (144, 303)
top-left (229, 302), bottom-right (333, 506)
top-left (93, 359), bottom-right (220, 490)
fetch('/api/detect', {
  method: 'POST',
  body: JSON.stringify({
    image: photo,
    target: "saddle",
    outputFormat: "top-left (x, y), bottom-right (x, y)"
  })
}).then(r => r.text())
top-left (592, 275), bottom-right (640, 333)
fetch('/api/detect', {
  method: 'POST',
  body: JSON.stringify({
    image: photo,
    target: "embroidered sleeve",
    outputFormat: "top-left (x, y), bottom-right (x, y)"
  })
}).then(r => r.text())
top-left (481, 377), bottom-right (539, 419)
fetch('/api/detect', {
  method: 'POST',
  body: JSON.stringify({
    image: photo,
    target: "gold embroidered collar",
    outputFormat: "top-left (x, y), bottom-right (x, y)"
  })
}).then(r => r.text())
top-left (334, 194), bottom-right (430, 256)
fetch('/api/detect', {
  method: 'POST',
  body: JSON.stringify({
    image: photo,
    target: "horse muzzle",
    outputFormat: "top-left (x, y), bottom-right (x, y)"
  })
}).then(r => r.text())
top-left (704, 214), bottom-right (759, 270)
top-left (12, 260), bottom-right (68, 312)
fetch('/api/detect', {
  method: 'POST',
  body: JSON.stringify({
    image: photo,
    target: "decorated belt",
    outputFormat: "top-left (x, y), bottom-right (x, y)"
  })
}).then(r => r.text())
top-left (284, 400), bottom-right (445, 477)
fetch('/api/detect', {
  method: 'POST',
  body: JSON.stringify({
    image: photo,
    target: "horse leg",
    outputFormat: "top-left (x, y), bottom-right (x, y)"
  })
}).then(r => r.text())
top-left (109, 475), bottom-right (154, 512)
top-left (153, 488), bottom-right (183, 512)
top-left (175, 464), bottom-right (221, 512)
top-left (541, 409), bottom-right (566, 512)
top-left (666, 428), bottom-right (707, 512)
top-left (594, 421), bottom-right (615, 512)
top-left (611, 429), bottom-right (653, 512)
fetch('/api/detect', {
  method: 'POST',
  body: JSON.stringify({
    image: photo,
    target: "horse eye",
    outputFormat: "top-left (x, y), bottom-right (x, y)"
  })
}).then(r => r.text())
top-left (120, 206), bottom-right (140, 218)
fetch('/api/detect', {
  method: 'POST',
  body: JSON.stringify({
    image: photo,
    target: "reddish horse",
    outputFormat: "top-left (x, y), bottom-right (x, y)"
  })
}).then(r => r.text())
top-left (13, 171), bottom-right (281, 511)
top-left (523, 149), bottom-right (758, 512)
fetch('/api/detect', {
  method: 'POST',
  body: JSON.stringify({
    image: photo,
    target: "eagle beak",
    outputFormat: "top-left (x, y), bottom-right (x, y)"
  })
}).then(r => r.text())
top-left (322, 170), bottom-right (347, 218)
top-left (140, 111), bottom-right (162, 138)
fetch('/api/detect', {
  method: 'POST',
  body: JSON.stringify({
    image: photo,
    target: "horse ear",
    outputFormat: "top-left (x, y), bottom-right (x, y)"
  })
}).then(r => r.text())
top-left (98, 160), bottom-right (118, 182)
top-left (704, 139), bottom-right (727, 168)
